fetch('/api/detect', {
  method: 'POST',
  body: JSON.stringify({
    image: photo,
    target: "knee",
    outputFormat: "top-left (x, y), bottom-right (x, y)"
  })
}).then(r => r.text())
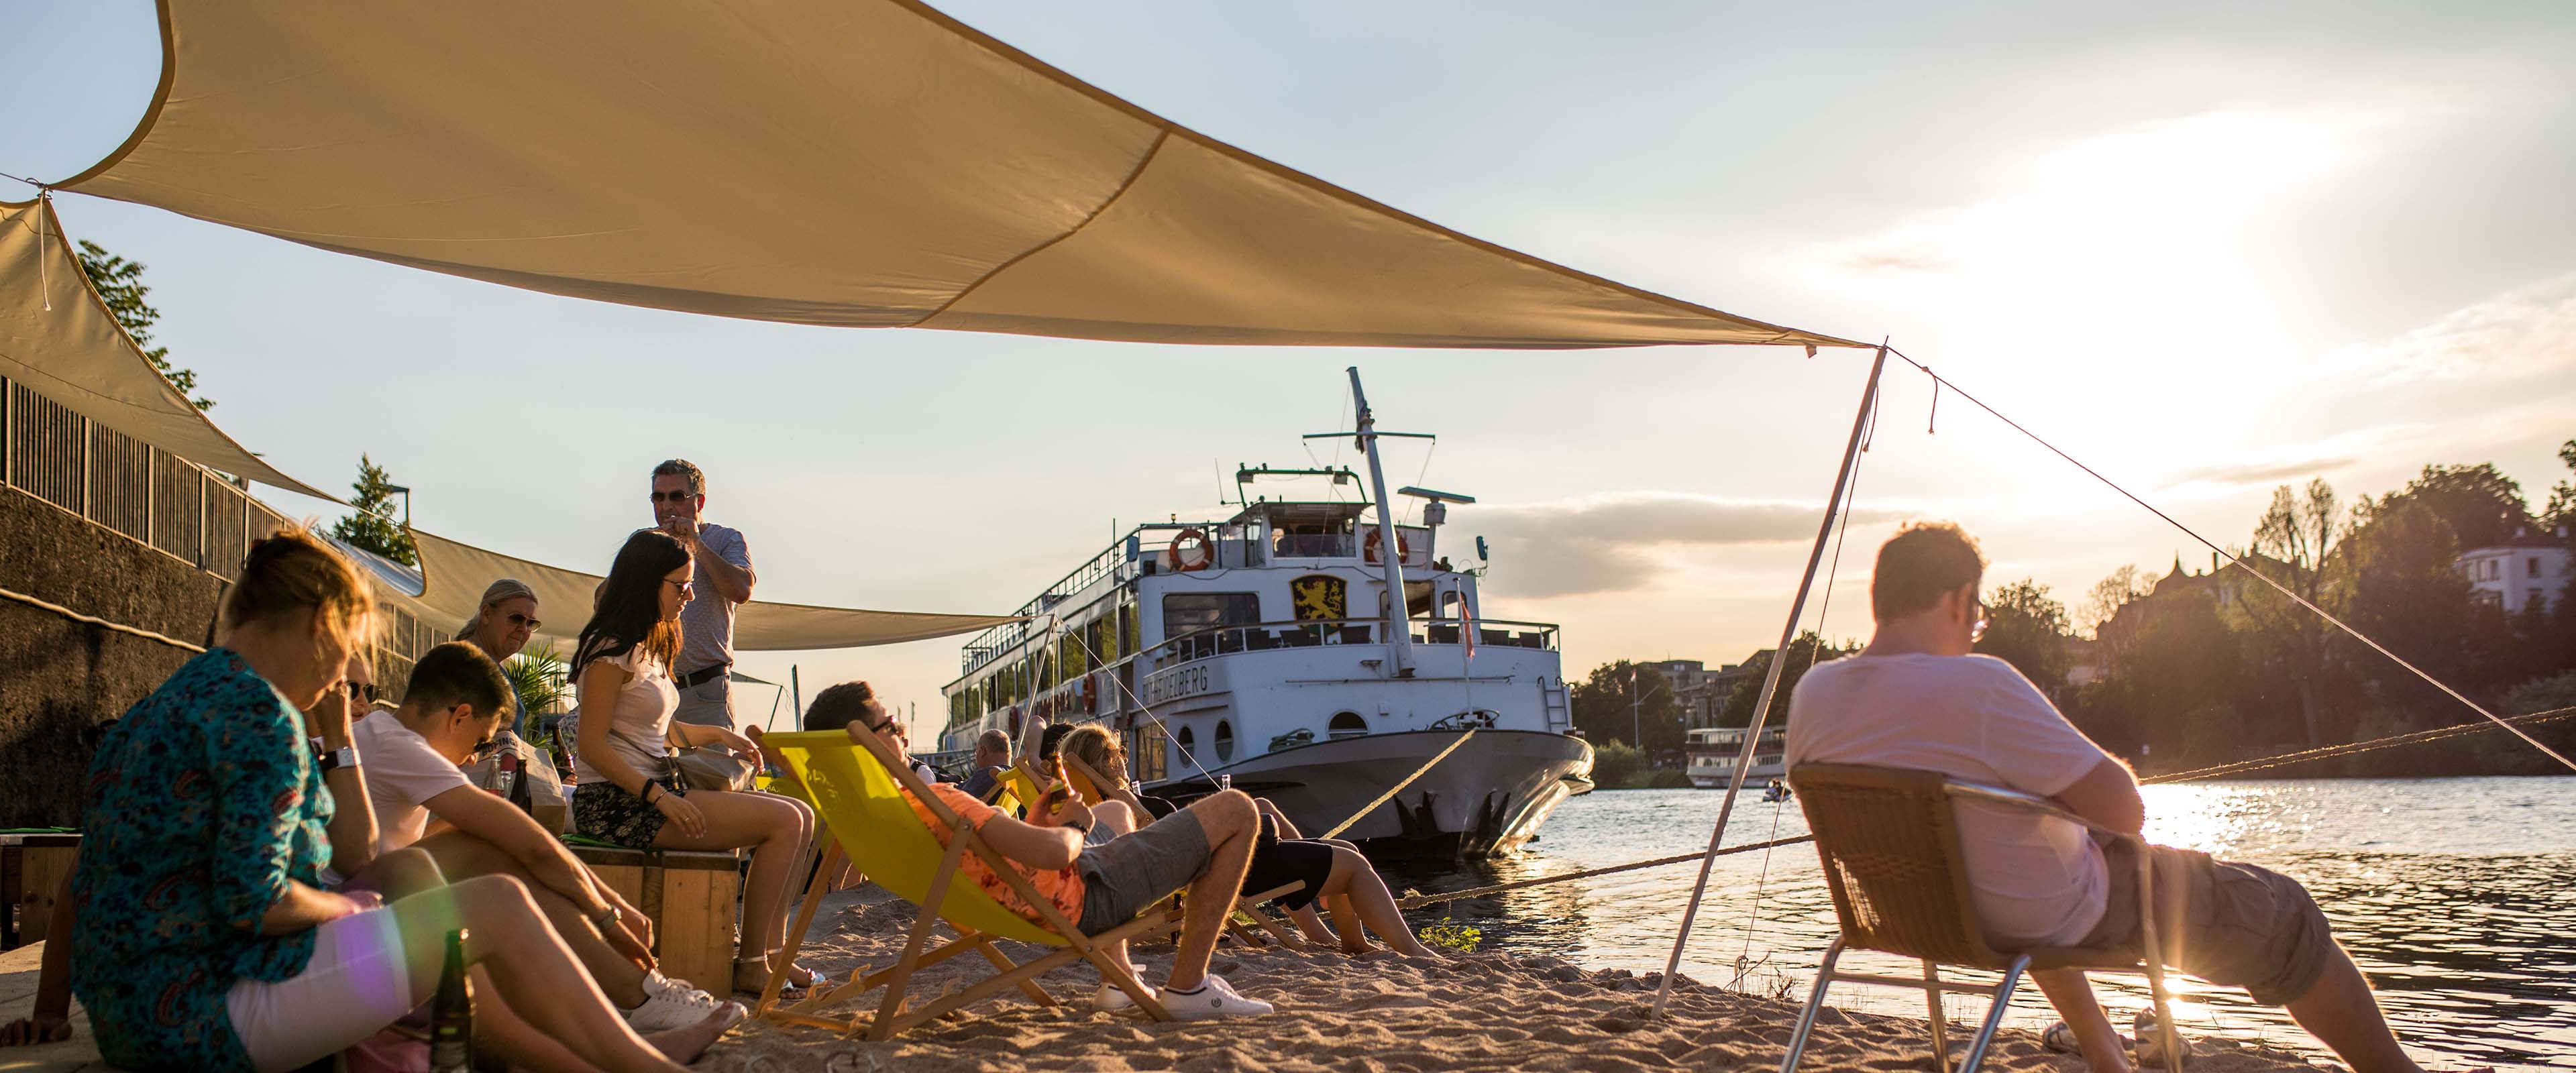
top-left (453, 873), bottom-right (539, 928)
top-left (1209, 789), bottom-right (1256, 832)
top-left (375, 846), bottom-right (445, 893)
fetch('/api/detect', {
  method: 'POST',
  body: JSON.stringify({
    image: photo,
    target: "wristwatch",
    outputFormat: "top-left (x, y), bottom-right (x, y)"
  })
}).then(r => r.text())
top-left (1063, 817), bottom-right (1093, 835)
top-left (309, 736), bottom-right (360, 773)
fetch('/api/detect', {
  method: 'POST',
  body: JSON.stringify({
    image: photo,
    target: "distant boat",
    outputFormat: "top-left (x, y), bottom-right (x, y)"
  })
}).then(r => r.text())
top-left (1686, 726), bottom-right (1787, 789)
top-left (1762, 779), bottom-right (1792, 804)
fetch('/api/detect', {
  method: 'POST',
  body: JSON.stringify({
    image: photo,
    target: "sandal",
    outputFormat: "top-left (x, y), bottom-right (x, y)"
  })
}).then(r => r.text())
top-left (735, 950), bottom-right (830, 999)
top-left (2132, 1011), bottom-right (2193, 1070)
top-left (2041, 1021), bottom-right (2084, 1056)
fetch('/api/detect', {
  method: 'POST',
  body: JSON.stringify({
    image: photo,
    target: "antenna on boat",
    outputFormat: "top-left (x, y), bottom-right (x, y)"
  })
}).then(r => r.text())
top-left (1303, 367), bottom-right (1434, 679)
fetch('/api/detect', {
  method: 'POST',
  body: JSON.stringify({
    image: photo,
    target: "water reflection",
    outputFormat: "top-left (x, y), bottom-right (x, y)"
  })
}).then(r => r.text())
top-left (1385, 779), bottom-right (2576, 1070)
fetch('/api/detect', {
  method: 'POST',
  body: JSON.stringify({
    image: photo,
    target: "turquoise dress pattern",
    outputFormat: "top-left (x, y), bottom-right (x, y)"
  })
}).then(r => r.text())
top-left (70, 648), bottom-right (333, 1072)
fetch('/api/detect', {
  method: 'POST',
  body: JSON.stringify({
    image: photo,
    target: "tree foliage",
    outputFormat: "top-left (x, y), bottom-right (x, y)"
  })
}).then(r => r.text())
top-left (2381, 463), bottom-right (2529, 551)
top-left (1723, 630), bottom-right (1858, 729)
top-left (331, 454), bottom-right (417, 566)
top-left (1570, 661), bottom-right (1682, 756)
top-left (75, 239), bottom-right (213, 410)
top-left (2078, 564), bottom-right (2153, 637)
top-left (1975, 579), bottom-right (2071, 693)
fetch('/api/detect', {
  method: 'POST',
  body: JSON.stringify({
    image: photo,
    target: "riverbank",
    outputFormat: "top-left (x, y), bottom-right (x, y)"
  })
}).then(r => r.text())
top-left (692, 884), bottom-right (2324, 1073)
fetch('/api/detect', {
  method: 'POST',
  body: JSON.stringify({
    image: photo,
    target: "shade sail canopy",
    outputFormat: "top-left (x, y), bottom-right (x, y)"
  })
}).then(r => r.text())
top-left (410, 528), bottom-right (1018, 653)
top-left (0, 199), bottom-right (331, 498)
top-left (60, 1), bottom-right (1861, 351)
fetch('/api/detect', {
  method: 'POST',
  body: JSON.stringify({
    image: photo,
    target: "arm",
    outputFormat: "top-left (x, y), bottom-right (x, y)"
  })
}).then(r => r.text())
top-left (420, 787), bottom-right (653, 963)
top-left (974, 811), bottom-right (1085, 871)
top-left (681, 526), bottom-right (755, 605)
top-left (2052, 756), bottom-right (2145, 836)
top-left (578, 659), bottom-right (707, 838)
top-left (212, 697), bottom-right (355, 936)
top-left (305, 689), bottom-right (377, 877)
top-left (257, 881), bottom-right (366, 936)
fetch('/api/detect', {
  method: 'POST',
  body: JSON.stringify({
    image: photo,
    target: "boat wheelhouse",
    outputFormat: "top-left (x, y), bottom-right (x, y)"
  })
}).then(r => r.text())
top-left (1684, 726), bottom-right (1786, 789)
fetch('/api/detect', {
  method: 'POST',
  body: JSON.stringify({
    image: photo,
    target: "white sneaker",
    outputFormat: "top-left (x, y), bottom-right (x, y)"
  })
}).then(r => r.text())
top-left (1159, 975), bottom-right (1273, 1021)
top-left (1092, 963), bottom-right (1149, 1012)
top-left (623, 972), bottom-right (727, 1031)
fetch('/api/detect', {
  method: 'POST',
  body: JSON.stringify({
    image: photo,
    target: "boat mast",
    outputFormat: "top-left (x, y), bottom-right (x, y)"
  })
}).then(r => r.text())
top-left (1346, 367), bottom-right (1417, 679)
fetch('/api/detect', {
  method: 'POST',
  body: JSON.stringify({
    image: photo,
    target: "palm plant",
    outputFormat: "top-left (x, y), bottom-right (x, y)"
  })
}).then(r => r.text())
top-left (501, 642), bottom-right (569, 738)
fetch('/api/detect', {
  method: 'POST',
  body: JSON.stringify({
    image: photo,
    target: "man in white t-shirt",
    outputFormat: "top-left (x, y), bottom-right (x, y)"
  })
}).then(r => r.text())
top-left (350, 642), bottom-right (736, 1032)
top-left (1786, 522), bottom-right (2424, 1073)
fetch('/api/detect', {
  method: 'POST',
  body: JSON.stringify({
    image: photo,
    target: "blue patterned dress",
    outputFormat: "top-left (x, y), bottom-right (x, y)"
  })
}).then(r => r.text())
top-left (70, 648), bottom-right (333, 1072)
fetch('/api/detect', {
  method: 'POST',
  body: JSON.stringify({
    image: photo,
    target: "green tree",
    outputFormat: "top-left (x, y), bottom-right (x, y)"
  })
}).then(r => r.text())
top-left (2380, 463), bottom-right (2529, 551)
top-left (1724, 631), bottom-right (1858, 729)
top-left (75, 239), bottom-right (213, 410)
top-left (331, 455), bottom-right (417, 566)
top-left (2231, 479), bottom-right (2351, 746)
top-left (2077, 563), bottom-right (2153, 638)
top-left (2542, 439), bottom-right (2575, 533)
top-left (1568, 661), bottom-right (1682, 756)
top-left (1976, 579), bottom-right (2071, 693)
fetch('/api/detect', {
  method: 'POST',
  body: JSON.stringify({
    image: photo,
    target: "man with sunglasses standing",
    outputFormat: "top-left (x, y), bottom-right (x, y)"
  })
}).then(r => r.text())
top-left (651, 459), bottom-right (757, 733)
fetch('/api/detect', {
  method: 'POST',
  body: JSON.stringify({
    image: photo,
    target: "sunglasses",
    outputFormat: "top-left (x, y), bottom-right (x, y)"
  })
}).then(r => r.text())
top-left (647, 490), bottom-right (696, 504)
top-left (504, 612), bottom-right (541, 632)
top-left (664, 578), bottom-right (695, 596)
top-left (343, 681), bottom-right (378, 703)
top-left (864, 716), bottom-right (900, 736)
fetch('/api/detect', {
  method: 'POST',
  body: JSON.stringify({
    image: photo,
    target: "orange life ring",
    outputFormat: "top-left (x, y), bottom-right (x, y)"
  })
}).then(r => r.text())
top-left (1362, 528), bottom-right (1412, 565)
top-left (1167, 528), bottom-right (1214, 571)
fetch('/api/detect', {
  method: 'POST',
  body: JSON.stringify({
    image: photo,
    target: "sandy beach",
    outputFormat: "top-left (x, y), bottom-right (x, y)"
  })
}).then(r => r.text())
top-left (0, 881), bottom-right (2343, 1072)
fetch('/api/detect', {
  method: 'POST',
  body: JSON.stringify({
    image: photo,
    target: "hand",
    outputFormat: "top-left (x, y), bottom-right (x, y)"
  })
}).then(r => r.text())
top-left (0, 1014), bottom-right (72, 1048)
top-left (597, 904), bottom-right (655, 969)
top-left (714, 729), bottom-right (757, 758)
top-left (1040, 796), bottom-right (1093, 832)
top-left (653, 789), bottom-right (707, 838)
top-left (660, 514), bottom-right (701, 545)
top-left (338, 889), bottom-right (386, 917)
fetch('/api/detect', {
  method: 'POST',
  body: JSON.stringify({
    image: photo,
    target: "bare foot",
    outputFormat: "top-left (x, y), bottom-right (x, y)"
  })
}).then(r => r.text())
top-left (645, 1003), bottom-right (743, 1064)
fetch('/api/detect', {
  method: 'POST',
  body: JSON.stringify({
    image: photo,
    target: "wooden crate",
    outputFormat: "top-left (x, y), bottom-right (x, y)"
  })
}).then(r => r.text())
top-left (3, 834), bottom-right (80, 951)
top-left (570, 845), bottom-right (743, 995)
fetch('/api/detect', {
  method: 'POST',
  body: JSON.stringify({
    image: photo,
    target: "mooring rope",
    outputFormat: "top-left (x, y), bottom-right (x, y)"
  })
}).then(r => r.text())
top-left (1320, 726), bottom-right (1478, 838)
top-left (1396, 836), bottom-right (1815, 909)
top-left (1, 584), bottom-right (207, 653)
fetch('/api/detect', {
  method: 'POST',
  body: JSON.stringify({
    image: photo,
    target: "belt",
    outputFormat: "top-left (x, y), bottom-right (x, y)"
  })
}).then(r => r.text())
top-left (676, 662), bottom-right (731, 689)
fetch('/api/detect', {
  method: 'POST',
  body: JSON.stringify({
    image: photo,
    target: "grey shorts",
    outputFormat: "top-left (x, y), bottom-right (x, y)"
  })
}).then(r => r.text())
top-left (2082, 840), bottom-right (2335, 1005)
top-left (1075, 808), bottom-right (1212, 936)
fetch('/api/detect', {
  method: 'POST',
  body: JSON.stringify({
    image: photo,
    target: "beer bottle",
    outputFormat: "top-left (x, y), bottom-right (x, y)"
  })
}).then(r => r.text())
top-left (430, 928), bottom-right (474, 1073)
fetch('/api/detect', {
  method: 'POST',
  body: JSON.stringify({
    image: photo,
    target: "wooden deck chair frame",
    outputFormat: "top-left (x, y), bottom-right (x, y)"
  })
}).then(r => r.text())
top-left (1781, 763), bottom-right (2184, 1073)
top-left (1062, 752), bottom-right (1307, 950)
top-left (755, 729), bottom-right (1296, 1039)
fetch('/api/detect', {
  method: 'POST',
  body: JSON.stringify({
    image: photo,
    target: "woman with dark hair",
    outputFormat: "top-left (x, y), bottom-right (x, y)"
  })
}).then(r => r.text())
top-left (568, 530), bottom-right (818, 997)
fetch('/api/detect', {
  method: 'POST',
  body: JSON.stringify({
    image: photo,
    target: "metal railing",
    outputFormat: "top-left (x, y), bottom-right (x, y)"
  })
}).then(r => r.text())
top-left (1, 375), bottom-right (437, 699)
top-left (1141, 616), bottom-right (1558, 672)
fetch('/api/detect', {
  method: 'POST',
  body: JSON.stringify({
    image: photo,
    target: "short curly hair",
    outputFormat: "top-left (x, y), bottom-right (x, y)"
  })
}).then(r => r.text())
top-left (1870, 521), bottom-right (1986, 621)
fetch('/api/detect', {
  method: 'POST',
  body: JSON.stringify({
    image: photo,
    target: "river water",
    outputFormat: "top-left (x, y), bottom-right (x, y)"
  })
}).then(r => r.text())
top-left (1380, 778), bottom-right (2576, 1070)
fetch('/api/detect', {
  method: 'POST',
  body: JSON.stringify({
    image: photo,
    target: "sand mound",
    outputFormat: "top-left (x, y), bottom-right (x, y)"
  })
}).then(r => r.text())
top-left (696, 887), bottom-right (2322, 1073)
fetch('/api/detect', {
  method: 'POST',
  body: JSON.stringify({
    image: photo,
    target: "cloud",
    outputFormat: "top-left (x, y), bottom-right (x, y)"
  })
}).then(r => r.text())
top-left (2322, 272), bottom-right (2576, 384)
top-left (1468, 494), bottom-right (1906, 599)
top-left (2161, 455), bottom-right (2356, 490)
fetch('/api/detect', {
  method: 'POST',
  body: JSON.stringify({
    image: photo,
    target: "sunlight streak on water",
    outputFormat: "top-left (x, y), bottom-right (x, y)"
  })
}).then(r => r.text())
top-left (1384, 778), bottom-right (2576, 1070)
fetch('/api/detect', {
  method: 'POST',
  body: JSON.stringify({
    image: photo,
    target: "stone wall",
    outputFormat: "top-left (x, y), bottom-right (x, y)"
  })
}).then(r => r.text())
top-left (0, 485), bottom-right (224, 827)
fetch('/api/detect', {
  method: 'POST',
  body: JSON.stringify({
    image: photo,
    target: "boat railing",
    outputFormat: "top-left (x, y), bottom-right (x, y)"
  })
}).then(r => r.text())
top-left (1141, 616), bottom-right (1558, 671)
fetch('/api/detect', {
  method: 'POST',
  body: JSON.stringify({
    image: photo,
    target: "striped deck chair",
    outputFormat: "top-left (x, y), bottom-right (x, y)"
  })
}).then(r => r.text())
top-left (755, 729), bottom-right (1297, 1039)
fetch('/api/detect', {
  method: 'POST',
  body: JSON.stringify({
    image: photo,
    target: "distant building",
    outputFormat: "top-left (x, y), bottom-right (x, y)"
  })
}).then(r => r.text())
top-left (1637, 655), bottom-right (1767, 730)
top-left (2062, 636), bottom-right (2104, 687)
top-left (2096, 551), bottom-right (2288, 657)
top-left (2455, 526), bottom-right (2572, 615)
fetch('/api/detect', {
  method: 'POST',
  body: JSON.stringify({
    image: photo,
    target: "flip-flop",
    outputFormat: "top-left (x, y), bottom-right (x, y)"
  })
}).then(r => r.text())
top-left (2132, 1011), bottom-right (2193, 1069)
top-left (2041, 1021), bottom-right (2084, 1056)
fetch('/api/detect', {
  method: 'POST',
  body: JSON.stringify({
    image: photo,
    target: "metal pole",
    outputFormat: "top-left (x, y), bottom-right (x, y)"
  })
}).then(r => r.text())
top-left (790, 665), bottom-right (802, 725)
top-left (1650, 343), bottom-right (1886, 1019)
top-left (1630, 668), bottom-right (1641, 748)
top-left (1346, 367), bottom-right (1416, 678)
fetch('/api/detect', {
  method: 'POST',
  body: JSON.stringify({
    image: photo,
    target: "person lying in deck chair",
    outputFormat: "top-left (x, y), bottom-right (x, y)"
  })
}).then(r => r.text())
top-left (1784, 521), bottom-right (2433, 1073)
top-left (812, 683), bottom-right (1277, 1019)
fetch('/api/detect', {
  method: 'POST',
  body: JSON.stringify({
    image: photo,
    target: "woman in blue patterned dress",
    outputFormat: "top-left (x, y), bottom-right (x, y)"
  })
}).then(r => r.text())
top-left (68, 528), bottom-right (692, 1073)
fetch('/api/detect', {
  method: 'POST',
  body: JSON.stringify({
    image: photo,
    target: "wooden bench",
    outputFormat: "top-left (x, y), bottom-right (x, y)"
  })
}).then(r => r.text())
top-left (3, 833), bottom-right (80, 952)
top-left (568, 844), bottom-right (744, 995)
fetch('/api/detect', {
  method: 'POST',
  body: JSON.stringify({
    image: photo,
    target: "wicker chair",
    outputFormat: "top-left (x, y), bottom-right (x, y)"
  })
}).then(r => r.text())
top-left (1781, 763), bottom-right (2184, 1073)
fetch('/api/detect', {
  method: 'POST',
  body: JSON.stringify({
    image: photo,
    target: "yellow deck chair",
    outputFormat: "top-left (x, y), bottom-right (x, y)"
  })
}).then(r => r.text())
top-left (756, 729), bottom-right (1297, 1039)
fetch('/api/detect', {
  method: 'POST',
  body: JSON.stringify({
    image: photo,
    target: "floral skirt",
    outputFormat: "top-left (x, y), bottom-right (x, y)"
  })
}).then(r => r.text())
top-left (572, 776), bottom-right (684, 850)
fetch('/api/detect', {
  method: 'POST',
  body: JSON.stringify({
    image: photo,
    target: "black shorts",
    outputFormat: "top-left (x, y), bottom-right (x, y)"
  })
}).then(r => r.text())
top-left (1241, 838), bottom-right (1335, 912)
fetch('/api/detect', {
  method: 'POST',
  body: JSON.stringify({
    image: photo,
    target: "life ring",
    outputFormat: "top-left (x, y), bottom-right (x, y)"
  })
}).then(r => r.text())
top-left (1080, 673), bottom-right (1098, 712)
top-left (1362, 528), bottom-right (1412, 565)
top-left (1167, 528), bottom-right (1214, 571)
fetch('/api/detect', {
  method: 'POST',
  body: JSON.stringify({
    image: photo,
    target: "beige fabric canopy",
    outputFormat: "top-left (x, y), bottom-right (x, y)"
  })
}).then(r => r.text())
top-left (410, 528), bottom-right (1017, 653)
top-left (60, 1), bottom-right (1860, 351)
top-left (0, 199), bottom-right (331, 498)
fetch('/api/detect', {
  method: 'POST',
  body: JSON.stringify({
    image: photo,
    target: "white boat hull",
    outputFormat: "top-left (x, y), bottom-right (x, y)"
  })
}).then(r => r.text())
top-left (1686, 757), bottom-right (1786, 789)
top-left (1146, 728), bottom-right (1593, 857)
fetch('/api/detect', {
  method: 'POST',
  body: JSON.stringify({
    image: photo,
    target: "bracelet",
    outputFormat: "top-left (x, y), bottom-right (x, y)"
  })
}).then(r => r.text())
top-left (590, 903), bottom-right (621, 925)
top-left (641, 784), bottom-right (661, 804)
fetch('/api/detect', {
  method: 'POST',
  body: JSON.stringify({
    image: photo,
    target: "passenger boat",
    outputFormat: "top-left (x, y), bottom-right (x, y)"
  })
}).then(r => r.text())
top-left (1684, 726), bottom-right (1787, 789)
top-left (935, 370), bottom-right (1593, 857)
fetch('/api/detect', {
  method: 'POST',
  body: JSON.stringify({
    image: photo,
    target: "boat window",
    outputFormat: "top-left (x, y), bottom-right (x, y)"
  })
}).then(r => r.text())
top-left (1163, 593), bottom-right (1260, 637)
top-left (1327, 712), bottom-right (1367, 740)
top-left (1175, 725), bottom-right (1196, 762)
top-left (1214, 720), bottom-right (1235, 763)
top-left (1119, 601), bottom-right (1139, 655)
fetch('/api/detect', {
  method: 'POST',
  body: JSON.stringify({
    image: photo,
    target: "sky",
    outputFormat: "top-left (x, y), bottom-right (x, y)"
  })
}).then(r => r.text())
top-left (5, 1), bottom-right (2574, 737)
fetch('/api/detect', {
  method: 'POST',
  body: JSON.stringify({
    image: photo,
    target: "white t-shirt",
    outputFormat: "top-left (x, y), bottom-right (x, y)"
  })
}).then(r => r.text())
top-left (570, 647), bottom-right (679, 786)
top-left (1784, 653), bottom-right (2114, 947)
top-left (347, 708), bottom-right (476, 855)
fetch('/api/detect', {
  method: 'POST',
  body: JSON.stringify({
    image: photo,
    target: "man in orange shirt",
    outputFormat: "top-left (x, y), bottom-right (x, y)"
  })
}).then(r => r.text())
top-left (807, 683), bottom-right (1272, 1019)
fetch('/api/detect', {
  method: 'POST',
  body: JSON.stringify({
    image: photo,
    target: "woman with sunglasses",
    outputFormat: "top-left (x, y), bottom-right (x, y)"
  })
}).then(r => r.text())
top-left (458, 577), bottom-right (541, 662)
top-left (568, 530), bottom-right (818, 997)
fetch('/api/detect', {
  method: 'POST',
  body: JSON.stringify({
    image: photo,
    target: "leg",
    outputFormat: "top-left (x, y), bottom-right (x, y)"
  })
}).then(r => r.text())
top-left (1312, 844), bottom-right (1434, 957)
top-left (1086, 801), bottom-right (1144, 977)
top-left (341, 846), bottom-right (445, 901)
top-left (1166, 790), bottom-right (1258, 992)
top-left (1254, 798), bottom-right (1305, 839)
top-left (2282, 945), bottom-right (2422, 1073)
top-left (2032, 969), bottom-right (2131, 1073)
top-left (414, 830), bottom-right (654, 1008)
top-left (478, 981), bottom-right (733, 1071)
top-left (652, 790), bottom-right (814, 992)
top-left (386, 874), bottom-right (680, 1073)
